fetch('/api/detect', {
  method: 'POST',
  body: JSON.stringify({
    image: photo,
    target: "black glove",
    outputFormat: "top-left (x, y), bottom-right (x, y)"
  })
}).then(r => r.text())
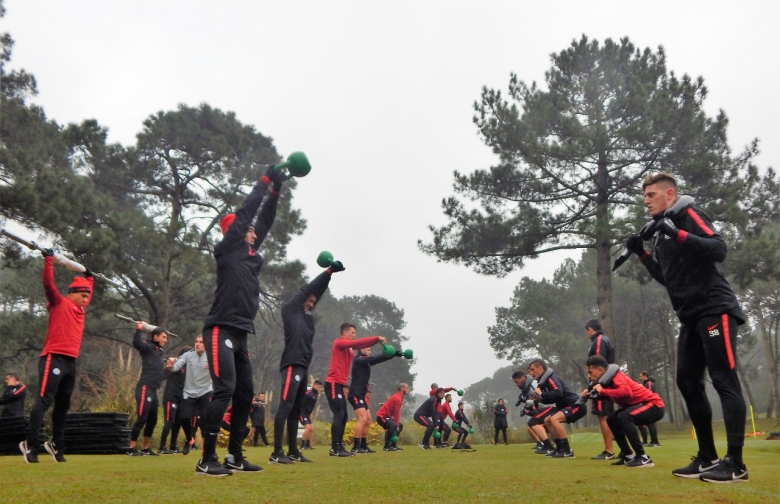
top-left (84, 268), bottom-right (93, 278)
top-left (395, 350), bottom-right (404, 357)
top-left (656, 218), bottom-right (680, 238)
top-left (329, 260), bottom-right (345, 273)
top-left (40, 248), bottom-right (54, 257)
top-left (515, 399), bottom-right (522, 407)
top-left (267, 164), bottom-right (285, 190)
top-left (625, 235), bottom-right (645, 255)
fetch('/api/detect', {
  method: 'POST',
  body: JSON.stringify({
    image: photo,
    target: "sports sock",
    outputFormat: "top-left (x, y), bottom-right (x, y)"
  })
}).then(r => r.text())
top-left (361, 438), bottom-right (367, 449)
top-left (543, 439), bottom-right (553, 449)
top-left (726, 445), bottom-right (744, 467)
top-left (554, 439), bottom-right (562, 451)
top-left (560, 438), bottom-right (570, 451)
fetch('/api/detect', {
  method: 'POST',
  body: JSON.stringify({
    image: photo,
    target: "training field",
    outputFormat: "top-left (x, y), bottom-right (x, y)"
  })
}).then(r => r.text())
top-left (2, 428), bottom-right (778, 503)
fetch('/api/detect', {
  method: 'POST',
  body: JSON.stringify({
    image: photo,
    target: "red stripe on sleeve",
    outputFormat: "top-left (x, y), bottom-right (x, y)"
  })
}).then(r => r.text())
top-left (722, 314), bottom-right (735, 370)
top-left (14, 384), bottom-right (26, 395)
top-left (595, 336), bottom-right (602, 356)
top-left (686, 208), bottom-right (714, 236)
top-left (676, 230), bottom-right (688, 242)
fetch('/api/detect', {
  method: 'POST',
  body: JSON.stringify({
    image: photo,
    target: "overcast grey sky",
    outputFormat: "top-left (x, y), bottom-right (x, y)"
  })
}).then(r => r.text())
top-left (4, 1), bottom-right (778, 394)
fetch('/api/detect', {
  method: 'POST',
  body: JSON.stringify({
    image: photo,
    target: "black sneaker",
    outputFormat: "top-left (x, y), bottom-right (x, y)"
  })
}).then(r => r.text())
top-left (418, 442), bottom-right (431, 450)
top-left (383, 446), bottom-right (396, 452)
top-left (126, 448), bottom-right (144, 456)
top-left (302, 445), bottom-right (314, 450)
top-left (287, 451), bottom-right (313, 463)
top-left (223, 454), bottom-right (262, 472)
top-left (196, 454), bottom-right (233, 477)
top-left (44, 441), bottom-right (66, 463)
top-left (452, 443), bottom-right (463, 449)
top-left (269, 450), bottom-right (294, 464)
top-left (182, 442), bottom-right (192, 455)
top-left (543, 448), bottom-right (557, 456)
top-left (699, 456), bottom-right (748, 483)
top-left (364, 446), bottom-right (376, 453)
top-left (552, 450), bottom-right (575, 458)
top-left (158, 448), bottom-right (174, 455)
top-left (672, 455), bottom-right (720, 478)
top-left (648, 443), bottom-right (661, 447)
top-left (19, 441), bottom-right (38, 464)
top-left (534, 445), bottom-right (550, 454)
top-left (141, 449), bottom-right (159, 456)
top-left (533, 442), bottom-right (544, 451)
top-left (392, 445), bottom-right (403, 450)
top-left (170, 447), bottom-right (180, 454)
top-left (626, 454), bottom-right (654, 468)
top-left (356, 447), bottom-right (369, 454)
top-left (462, 443), bottom-right (472, 450)
top-left (441, 443), bottom-right (450, 448)
top-left (591, 451), bottom-right (616, 460)
top-left (611, 454), bottom-right (628, 466)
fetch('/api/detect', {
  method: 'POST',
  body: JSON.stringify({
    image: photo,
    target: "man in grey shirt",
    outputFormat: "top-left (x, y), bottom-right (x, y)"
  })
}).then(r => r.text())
top-left (169, 335), bottom-right (213, 455)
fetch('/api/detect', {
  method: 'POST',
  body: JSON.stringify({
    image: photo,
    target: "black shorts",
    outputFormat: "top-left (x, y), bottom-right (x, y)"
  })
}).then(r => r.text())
top-left (349, 395), bottom-right (368, 410)
top-left (591, 397), bottom-right (615, 416)
top-left (180, 392), bottom-right (212, 420)
top-left (299, 414), bottom-right (312, 426)
top-left (557, 403), bottom-right (587, 424)
top-left (527, 405), bottom-right (555, 427)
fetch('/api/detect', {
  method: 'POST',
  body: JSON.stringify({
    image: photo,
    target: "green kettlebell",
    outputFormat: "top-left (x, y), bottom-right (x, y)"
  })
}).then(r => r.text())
top-left (433, 430), bottom-right (441, 439)
top-left (273, 151), bottom-right (311, 179)
top-left (391, 435), bottom-right (399, 443)
top-left (402, 349), bottom-right (414, 359)
top-left (469, 427), bottom-right (474, 434)
top-left (452, 422), bottom-right (459, 429)
top-left (457, 389), bottom-right (464, 396)
top-left (316, 251), bottom-right (336, 268)
top-left (381, 341), bottom-right (396, 358)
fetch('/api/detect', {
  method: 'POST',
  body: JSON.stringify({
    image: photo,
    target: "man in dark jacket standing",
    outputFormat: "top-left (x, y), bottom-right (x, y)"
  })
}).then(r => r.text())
top-left (628, 172), bottom-right (748, 483)
top-left (251, 393), bottom-right (269, 447)
top-left (197, 166), bottom-right (283, 476)
top-left (493, 399), bottom-right (508, 445)
top-left (270, 267), bottom-right (338, 465)
top-left (1, 373), bottom-right (26, 418)
top-left (127, 323), bottom-right (168, 456)
top-left (585, 318), bottom-right (617, 460)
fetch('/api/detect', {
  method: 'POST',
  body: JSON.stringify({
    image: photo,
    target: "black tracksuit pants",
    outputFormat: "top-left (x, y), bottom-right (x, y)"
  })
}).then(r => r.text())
top-left (677, 314), bottom-right (745, 460)
top-left (201, 326), bottom-right (254, 460)
top-left (494, 424), bottom-right (507, 444)
top-left (377, 416), bottom-right (403, 446)
top-left (26, 354), bottom-right (76, 451)
top-left (159, 400), bottom-right (182, 449)
top-left (325, 381), bottom-right (348, 450)
top-left (180, 392), bottom-right (211, 444)
top-left (607, 404), bottom-right (664, 457)
top-left (253, 424), bottom-right (269, 446)
top-left (638, 422), bottom-right (659, 445)
top-left (414, 413), bottom-right (435, 445)
top-left (274, 365), bottom-right (308, 452)
top-left (131, 383), bottom-right (159, 441)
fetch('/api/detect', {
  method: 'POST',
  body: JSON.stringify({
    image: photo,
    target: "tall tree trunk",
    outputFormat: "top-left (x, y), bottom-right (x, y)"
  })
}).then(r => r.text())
top-left (736, 361), bottom-right (756, 417)
top-left (754, 293), bottom-right (780, 424)
top-left (595, 150), bottom-right (616, 351)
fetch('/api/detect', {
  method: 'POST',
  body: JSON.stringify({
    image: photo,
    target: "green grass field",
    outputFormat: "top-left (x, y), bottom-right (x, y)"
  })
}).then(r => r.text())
top-left (2, 420), bottom-right (778, 503)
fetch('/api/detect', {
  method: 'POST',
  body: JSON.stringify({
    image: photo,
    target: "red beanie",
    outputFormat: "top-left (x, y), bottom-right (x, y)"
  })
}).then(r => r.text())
top-left (68, 276), bottom-right (92, 294)
top-left (220, 213), bottom-right (236, 234)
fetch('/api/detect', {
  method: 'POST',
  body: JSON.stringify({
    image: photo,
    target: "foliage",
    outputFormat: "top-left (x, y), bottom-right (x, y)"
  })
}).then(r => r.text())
top-left (420, 34), bottom-right (778, 346)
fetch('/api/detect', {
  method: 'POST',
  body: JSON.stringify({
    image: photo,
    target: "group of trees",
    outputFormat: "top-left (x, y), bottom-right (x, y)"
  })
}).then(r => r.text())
top-left (427, 36), bottom-right (780, 423)
top-left (0, 3), bottom-right (414, 416)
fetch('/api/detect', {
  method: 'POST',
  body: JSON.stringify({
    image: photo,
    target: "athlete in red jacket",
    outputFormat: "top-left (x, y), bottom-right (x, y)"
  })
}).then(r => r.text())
top-left (585, 355), bottom-right (664, 468)
top-left (21, 253), bottom-right (93, 464)
top-left (376, 383), bottom-right (409, 451)
top-left (324, 323), bottom-right (384, 457)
